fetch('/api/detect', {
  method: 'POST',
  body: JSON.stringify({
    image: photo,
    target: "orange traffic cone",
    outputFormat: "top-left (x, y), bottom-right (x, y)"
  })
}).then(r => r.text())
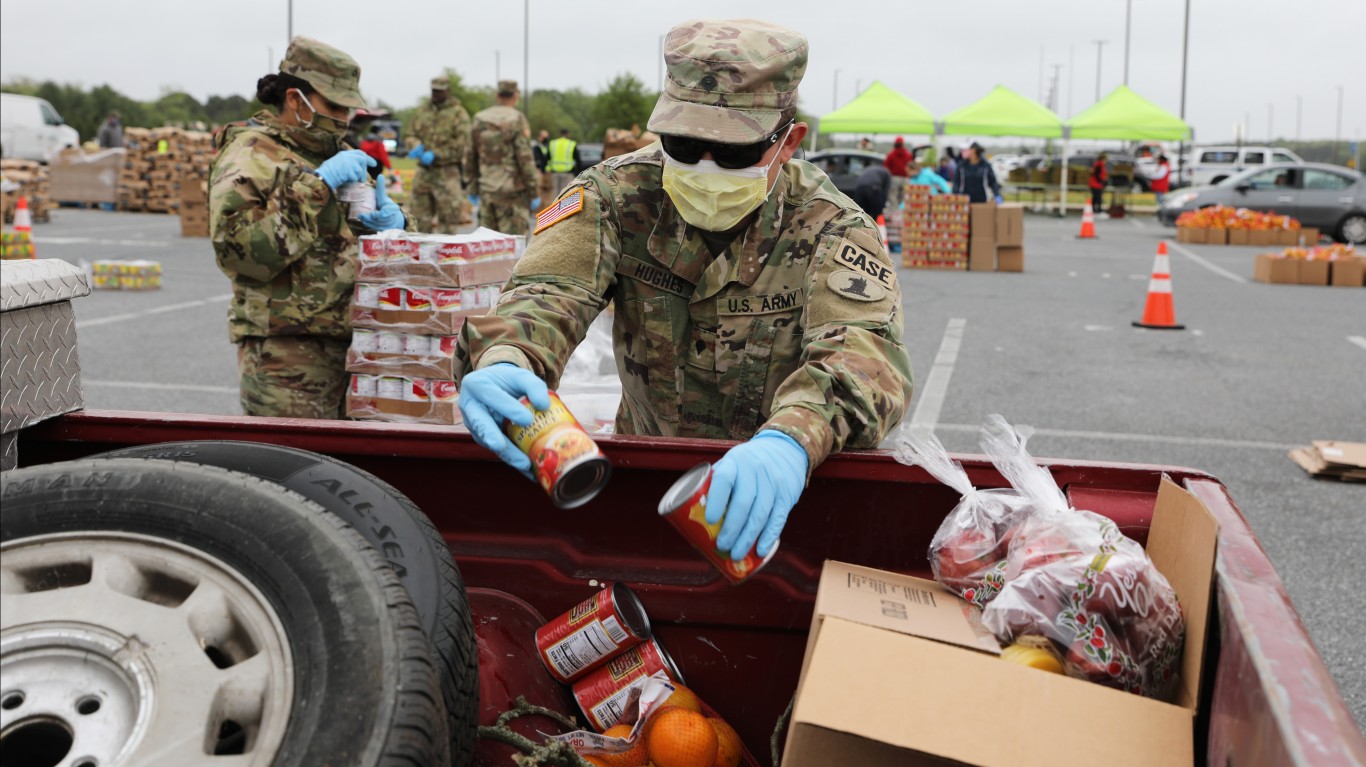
top-left (1077, 202), bottom-right (1097, 239)
top-left (876, 214), bottom-right (889, 248)
top-left (13, 196), bottom-right (33, 234)
top-left (1133, 242), bottom-right (1184, 330)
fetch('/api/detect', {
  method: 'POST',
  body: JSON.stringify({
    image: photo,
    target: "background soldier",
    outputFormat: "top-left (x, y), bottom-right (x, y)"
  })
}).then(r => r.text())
top-left (465, 80), bottom-right (540, 236)
top-left (456, 19), bottom-right (913, 561)
top-left (408, 77), bottom-right (471, 233)
top-left (210, 37), bottom-right (405, 419)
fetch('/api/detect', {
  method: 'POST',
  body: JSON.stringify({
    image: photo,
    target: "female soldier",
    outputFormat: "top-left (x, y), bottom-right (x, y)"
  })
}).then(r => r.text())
top-left (210, 37), bottom-right (404, 418)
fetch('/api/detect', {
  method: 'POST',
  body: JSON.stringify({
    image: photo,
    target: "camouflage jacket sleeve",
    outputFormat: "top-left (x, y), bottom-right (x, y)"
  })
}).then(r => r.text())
top-left (209, 134), bottom-right (335, 283)
top-left (424, 105), bottom-right (470, 165)
top-left (762, 222), bottom-right (914, 468)
top-left (463, 118), bottom-right (482, 190)
top-left (514, 113), bottom-right (539, 192)
top-left (458, 181), bottom-right (616, 385)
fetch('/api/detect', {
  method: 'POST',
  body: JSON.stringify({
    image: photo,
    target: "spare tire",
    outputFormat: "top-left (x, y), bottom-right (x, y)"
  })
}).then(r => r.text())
top-left (90, 440), bottom-right (479, 766)
top-left (0, 458), bottom-right (449, 767)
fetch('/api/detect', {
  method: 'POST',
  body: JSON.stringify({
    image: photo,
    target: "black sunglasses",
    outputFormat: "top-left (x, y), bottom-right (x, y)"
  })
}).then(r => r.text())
top-left (661, 120), bottom-right (794, 170)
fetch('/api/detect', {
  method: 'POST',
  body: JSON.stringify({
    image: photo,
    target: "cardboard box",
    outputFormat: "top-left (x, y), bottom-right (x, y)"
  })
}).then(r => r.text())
top-left (1253, 254), bottom-right (1298, 285)
top-left (994, 204), bottom-right (1024, 247)
top-left (1297, 259), bottom-right (1330, 286)
top-left (968, 238), bottom-right (996, 272)
top-left (1176, 226), bottom-right (1204, 244)
top-left (996, 246), bottom-right (1024, 272)
top-left (48, 148), bottom-right (126, 205)
top-left (783, 478), bottom-right (1218, 767)
top-left (969, 203), bottom-right (996, 242)
top-left (1298, 227), bottom-right (1320, 246)
top-left (1273, 228), bottom-right (1298, 247)
top-left (345, 392), bottom-right (459, 425)
top-left (1330, 257), bottom-right (1365, 287)
top-left (1247, 229), bottom-right (1272, 247)
top-left (1227, 228), bottom-right (1250, 246)
top-left (1205, 227), bottom-right (1228, 245)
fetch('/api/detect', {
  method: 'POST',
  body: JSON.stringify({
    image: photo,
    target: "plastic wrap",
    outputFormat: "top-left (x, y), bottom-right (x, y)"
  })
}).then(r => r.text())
top-left (350, 281), bottom-right (500, 335)
top-left (976, 415), bottom-right (1185, 699)
top-left (556, 313), bottom-right (621, 433)
top-left (893, 426), bottom-right (1032, 606)
top-left (346, 331), bottom-right (458, 380)
top-left (357, 227), bottom-right (519, 287)
top-left (345, 374), bottom-right (460, 425)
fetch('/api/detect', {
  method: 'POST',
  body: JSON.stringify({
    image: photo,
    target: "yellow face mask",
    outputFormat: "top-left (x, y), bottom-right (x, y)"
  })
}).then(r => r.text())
top-left (661, 129), bottom-right (789, 232)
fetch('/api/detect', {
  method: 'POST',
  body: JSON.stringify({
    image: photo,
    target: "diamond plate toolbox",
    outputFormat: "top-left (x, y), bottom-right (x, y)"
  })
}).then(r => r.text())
top-left (2, 259), bottom-right (91, 466)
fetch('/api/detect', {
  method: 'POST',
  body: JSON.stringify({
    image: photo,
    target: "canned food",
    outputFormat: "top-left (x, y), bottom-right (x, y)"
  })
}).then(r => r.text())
top-left (378, 286), bottom-right (404, 310)
top-left (377, 376), bottom-right (404, 400)
top-left (430, 336), bottom-right (457, 357)
top-left (536, 583), bottom-right (651, 684)
top-left (355, 283), bottom-right (380, 308)
top-left (432, 288), bottom-right (462, 311)
top-left (402, 378), bottom-right (428, 402)
top-left (351, 374), bottom-right (378, 397)
top-left (405, 287), bottom-right (433, 312)
top-left (377, 332), bottom-right (404, 354)
top-left (402, 334), bottom-right (431, 356)
top-left (505, 392), bottom-right (611, 509)
top-left (352, 329), bottom-right (378, 353)
top-left (571, 638), bottom-right (683, 732)
top-left (337, 181), bottom-right (376, 220)
top-left (659, 462), bottom-right (776, 584)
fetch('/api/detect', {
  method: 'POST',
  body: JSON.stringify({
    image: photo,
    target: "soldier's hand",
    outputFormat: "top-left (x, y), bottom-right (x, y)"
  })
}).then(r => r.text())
top-left (407, 144), bottom-right (426, 159)
top-left (357, 176), bottom-right (405, 231)
top-left (315, 149), bottom-right (375, 191)
top-left (707, 430), bottom-right (808, 560)
top-left (458, 363), bottom-right (552, 477)
top-left (420, 150), bottom-right (435, 166)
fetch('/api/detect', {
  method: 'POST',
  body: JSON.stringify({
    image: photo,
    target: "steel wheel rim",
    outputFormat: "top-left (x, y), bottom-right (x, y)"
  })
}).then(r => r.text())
top-left (1343, 215), bottom-right (1366, 243)
top-left (1, 532), bottom-right (293, 767)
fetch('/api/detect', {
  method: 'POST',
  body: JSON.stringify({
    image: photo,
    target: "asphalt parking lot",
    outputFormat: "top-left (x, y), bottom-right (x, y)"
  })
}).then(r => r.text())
top-left (27, 207), bottom-right (1366, 729)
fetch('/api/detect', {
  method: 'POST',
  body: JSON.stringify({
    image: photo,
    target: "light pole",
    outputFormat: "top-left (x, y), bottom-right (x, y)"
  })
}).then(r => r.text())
top-left (832, 69), bottom-right (842, 111)
top-left (1123, 0), bottom-right (1132, 85)
top-left (287, 0), bottom-right (292, 43)
top-left (1296, 95), bottom-right (1302, 142)
top-left (1267, 103), bottom-right (1273, 143)
top-left (658, 35), bottom-right (664, 92)
top-left (1068, 45), bottom-right (1076, 117)
top-left (1177, 0), bottom-right (1191, 185)
top-left (522, 0), bottom-right (530, 114)
top-left (1092, 40), bottom-right (1107, 103)
top-left (1336, 85), bottom-right (1344, 164)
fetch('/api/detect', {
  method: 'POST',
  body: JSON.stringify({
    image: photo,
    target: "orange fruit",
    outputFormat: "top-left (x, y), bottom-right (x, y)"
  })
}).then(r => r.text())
top-left (582, 757), bottom-right (610, 767)
top-left (646, 707), bottom-right (718, 767)
top-left (708, 717), bottom-right (742, 767)
top-left (661, 684), bottom-right (704, 714)
top-left (595, 724), bottom-right (648, 767)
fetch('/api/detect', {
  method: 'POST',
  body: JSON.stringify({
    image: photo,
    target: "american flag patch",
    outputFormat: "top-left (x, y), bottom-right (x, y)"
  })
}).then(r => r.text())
top-left (534, 189), bottom-right (585, 234)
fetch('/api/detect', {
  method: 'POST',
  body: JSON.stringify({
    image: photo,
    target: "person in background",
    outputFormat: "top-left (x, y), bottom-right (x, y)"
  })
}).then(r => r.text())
top-left (209, 36), bottom-right (406, 419)
top-left (1089, 152), bottom-right (1109, 214)
top-left (952, 142), bottom-right (1000, 203)
top-left (859, 136), bottom-right (874, 152)
top-left (938, 149), bottom-right (958, 186)
top-left (850, 163), bottom-right (893, 219)
top-left (547, 128), bottom-right (579, 196)
top-left (906, 160), bottom-right (951, 195)
top-left (359, 125), bottom-right (392, 171)
top-left (465, 80), bottom-right (540, 236)
top-left (408, 77), bottom-right (472, 233)
top-left (1149, 154), bottom-right (1170, 206)
top-left (533, 129), bottom-right (554, 203)
top-left (97, 111), bottom-right (124, 149)
top-left (882, 136), bottom-right (912, 205)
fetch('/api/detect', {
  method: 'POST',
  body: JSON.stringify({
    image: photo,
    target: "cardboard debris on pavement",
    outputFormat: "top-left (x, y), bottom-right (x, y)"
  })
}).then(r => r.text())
top-left (1288, 441), bottom-right (1366, 482)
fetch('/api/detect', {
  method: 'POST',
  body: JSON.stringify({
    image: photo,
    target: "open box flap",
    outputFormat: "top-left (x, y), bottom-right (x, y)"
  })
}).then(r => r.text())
top-left (1146, 476), bottom-right (1220, 708)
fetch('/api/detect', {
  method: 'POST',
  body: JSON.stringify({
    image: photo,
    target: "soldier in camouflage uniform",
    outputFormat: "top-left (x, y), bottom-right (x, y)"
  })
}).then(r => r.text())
top-left (465, 80), bottom-right (539, 236)
top-left (210, 37), bottom-right (407, 419)
top-left (457, 20), bottom-right (913, 559)
top-left (409, 77), bottom-right (472, 233)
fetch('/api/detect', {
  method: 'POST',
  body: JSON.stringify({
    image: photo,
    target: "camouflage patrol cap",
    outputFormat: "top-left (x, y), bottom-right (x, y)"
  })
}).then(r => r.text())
top-left (279, 37), bottom-right (365, 109)
top-left (497, 80), bottom-right (520, 95)
top-left (648, 19), bottom-right (807, 144)
top-left (431, 77), bottom-right (450, 91)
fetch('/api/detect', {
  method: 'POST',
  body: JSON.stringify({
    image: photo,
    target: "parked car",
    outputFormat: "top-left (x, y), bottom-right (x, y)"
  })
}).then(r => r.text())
top-left (1157, 162), bottom-right (1366, 243)
top-left (0, 92), bottom-right (80, 162)
top-left (806, 149), bottom-right (886, 195)
top-left (1181, 145), bottom-right (1303, 188)
top-left (575, 142), bottom-right (604, 174)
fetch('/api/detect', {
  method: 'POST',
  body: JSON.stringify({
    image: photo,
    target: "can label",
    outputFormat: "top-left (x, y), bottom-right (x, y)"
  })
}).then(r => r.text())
top-left (402, 379), bottom-right (428, 402)
top-left (432, 288), bottom-right (462, 310)
top-left (571, 639), bottom-right (679, 731)
top-left (659, 463), bottom-right (775, 584)
top-left (352, 329), bottom-right (378, 353)
top-left (377, 376), bottom-right (404, 400)
top-left (427, 380), bottom-right (458, 401)
top-left (351, 374), bottom-right (378, 397)
top-left (405, 287), bottom-right (433, 312)
top-left (377, 332), bottom-right (404, 354)
top-left (505, 392), bottom-right (610, 509)
top-left (402, 334), bottom-right (431, 355)
top-left (378, 286), bottom-right (404, 310)
top-left (355, 283), bottom-right (380, 308)
top-left (536, 584), bottom-right (649, 684)
top-left (430, 336), bottom-right (457, 357)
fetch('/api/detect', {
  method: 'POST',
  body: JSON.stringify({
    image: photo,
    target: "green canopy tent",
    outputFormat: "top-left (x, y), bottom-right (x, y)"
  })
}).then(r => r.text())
top-left (940, 85), bottom-right (1064, 138)
top-left (1058, 86), bottom-right (1193, 212)
top-left (818, 80), bottom-right (936, 137)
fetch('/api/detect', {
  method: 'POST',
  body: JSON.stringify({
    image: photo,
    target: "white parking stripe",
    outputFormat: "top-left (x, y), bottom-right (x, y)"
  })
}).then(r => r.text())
top-left (1167, 242), bottom-right (1248, 283)
top-left (76, 294), bottom-right (232, 329)
top-left (84, 380), bottom-right (237, 394)
top-left (934, 422), bottom-right (1297, 451)
top-left (909, 318), bottom-right (966, 428)
top-left (1348, 336), bottom-right (1366, 352)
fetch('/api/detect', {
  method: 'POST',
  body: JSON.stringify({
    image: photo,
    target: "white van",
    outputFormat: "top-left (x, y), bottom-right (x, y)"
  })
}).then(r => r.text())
top-left (1, 93), bottom-right (81, 163)
top-left (1184, 145), bottom-right (1303, 187)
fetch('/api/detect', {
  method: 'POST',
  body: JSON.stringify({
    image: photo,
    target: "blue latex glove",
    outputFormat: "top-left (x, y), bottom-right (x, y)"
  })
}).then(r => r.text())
top-left (530, 197), bottom-right (542, 210)
top-left (315, 149), bottom-right (375, 191)
top-left (994, 195), bottom-right (1004, 204)
top-left (407, 144), bottom-right (426, 159)
top-left (469, 195), bottom-right (480, 206)
top-left (357, 176), bottom-right (405, 231)
top-left (707, 430), bottom-right (809, 560)
top-left (458, 363), bottom-right (551, 477)
top-left (420, 150), bottom-right (435, 166)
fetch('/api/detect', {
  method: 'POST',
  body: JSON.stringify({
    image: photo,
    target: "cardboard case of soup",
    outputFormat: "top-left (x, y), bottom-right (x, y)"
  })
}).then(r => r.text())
top-left (781, 477), bottom-right (1218, 767)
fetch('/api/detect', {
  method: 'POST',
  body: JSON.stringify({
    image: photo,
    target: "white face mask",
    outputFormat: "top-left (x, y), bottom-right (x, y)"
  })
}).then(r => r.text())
top-left (661, 126), bottom-right (791, 232)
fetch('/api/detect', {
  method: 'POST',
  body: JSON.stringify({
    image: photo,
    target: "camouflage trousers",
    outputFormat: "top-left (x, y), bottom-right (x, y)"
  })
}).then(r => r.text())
top-left (479, 192), bottom-right (532, 237)
top-left (237, 336), bottom-right (349, 419)
top-left (410, 164), bottom-right (466, 234)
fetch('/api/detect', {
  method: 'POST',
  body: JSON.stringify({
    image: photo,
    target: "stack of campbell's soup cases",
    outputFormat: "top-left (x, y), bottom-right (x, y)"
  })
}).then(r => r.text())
top-left (345, 228), bottom-right (524, 424)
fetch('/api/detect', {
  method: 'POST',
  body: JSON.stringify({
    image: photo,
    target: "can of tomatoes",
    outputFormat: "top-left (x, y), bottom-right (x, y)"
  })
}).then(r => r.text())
top-left (658, 462), bottom-right (776, 584)
top-left (536, 583), bottom-right (651, 684)
top-left (504, 391), bottom-right (610, 509)
top-left (571, 637), bottom-right (684, 732)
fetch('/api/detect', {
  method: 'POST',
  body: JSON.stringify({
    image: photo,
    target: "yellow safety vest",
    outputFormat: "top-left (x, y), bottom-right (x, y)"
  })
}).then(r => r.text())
top-left (548, 137), bottom-right (577, 173)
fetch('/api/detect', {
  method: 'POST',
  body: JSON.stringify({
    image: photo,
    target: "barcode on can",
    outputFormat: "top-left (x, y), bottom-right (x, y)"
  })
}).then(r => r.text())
top-left (547, 619), bottom-right (626, 679)
top-left (590, 678), bottom-right (646, 730)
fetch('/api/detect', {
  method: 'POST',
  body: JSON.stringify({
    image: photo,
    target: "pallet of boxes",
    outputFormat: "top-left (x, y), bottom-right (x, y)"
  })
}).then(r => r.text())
top-left (118, 127), bottom-right (152, 211)
top-left (1253, 244), bottom-right (1363, 287)
top-left (901, 187), bottom-right (968, 269)
top-left (1, 160), bottom-right (52, 224)
top-left (179, 175), bottom-right (209, 237)
top-left (345, 229), bottom-right (524, 425)
top-left (1175, 206), bottom-right (1314, 247)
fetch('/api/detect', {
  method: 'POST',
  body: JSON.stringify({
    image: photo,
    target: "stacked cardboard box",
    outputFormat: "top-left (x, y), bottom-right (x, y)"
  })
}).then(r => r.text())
top-left (1253, 245), bottom-right (1363, 287)
top-left (0, 160), bottom-right (52, 223)
top-left (179, 177), bottom-right (209, 237)
top-left (91, 260), bottom-right (162, 290)
top-left (345, 228), bottom-right (523, 424)
top-left (118, 127), bottom-right (153, 211)
top-left (968, 202), bottom-right (996, 271)
top-left (995, 204), bottom-right (1025, 272)
top-left (49, 148), bottom-right (125, 206)
top-left (902, 187), bottom-right (969, 269)
top-left (119, 127), bottom-right (213, 214)
top-left (0, 231), bottom-right (34, 260)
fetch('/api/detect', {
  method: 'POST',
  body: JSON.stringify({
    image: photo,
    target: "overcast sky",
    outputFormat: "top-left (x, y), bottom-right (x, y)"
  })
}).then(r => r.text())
top-left (2, 0), bottom-right (1361, 146)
